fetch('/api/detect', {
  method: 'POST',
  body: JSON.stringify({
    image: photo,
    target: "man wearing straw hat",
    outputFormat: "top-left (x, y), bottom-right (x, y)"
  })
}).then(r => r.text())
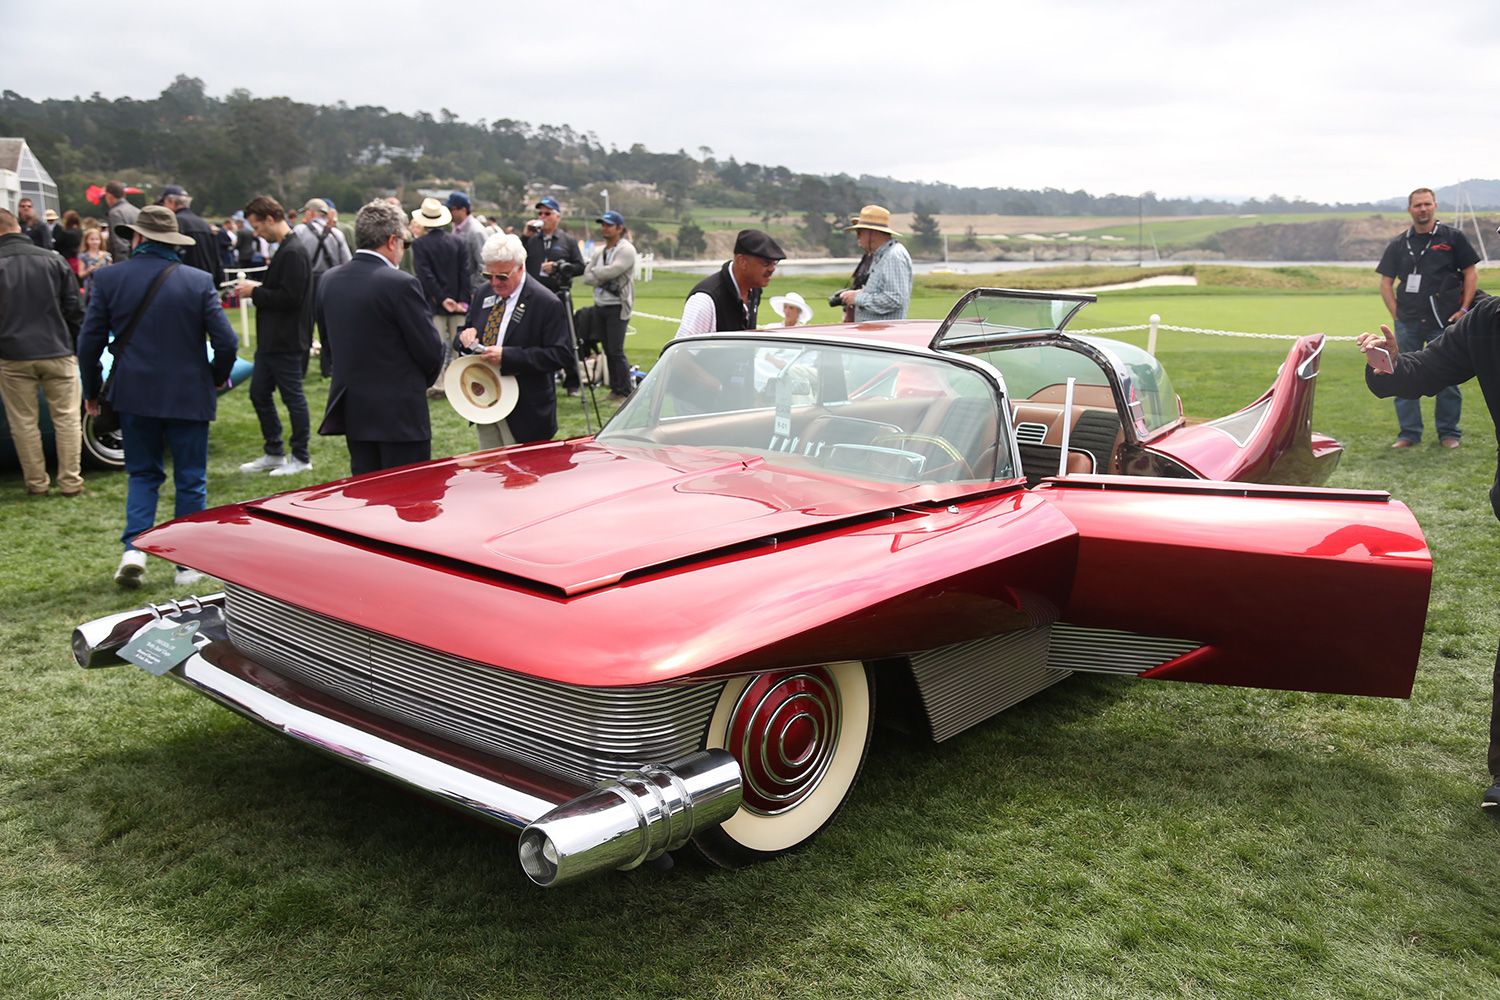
top-left (837, 205), bottom-right (912, 323)
top-left (411, 196), bottom-right (471, 395)
top-left (77, 204), bottom-right (239, 589)
top-left (316, 200), bottom-right (443, 477)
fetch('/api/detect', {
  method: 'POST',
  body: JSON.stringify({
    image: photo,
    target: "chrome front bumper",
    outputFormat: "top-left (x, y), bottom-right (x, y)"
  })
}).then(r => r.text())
top-left (73, 598), bottom-right (743, 887)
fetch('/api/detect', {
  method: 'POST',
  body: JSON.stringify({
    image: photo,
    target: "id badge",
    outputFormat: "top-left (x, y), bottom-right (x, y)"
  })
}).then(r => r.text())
top-left (1406, 273), bottom-right (1422, 294)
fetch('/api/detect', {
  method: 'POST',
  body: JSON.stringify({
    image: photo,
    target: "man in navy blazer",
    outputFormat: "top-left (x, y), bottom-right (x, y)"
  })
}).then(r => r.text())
top-left (454, 232), bottom-right (573, 450)
top-left (78, 205), bottom-right (239, 589)
top-left (316, 200), bottom-right (444, 477)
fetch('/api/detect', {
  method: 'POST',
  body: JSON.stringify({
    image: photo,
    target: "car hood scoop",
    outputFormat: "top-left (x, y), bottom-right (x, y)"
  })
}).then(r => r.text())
top-left (252, 442), bottom-right (922, 595)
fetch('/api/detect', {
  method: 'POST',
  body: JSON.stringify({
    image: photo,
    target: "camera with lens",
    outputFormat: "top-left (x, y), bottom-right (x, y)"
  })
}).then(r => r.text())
top-left (829, 291), bottom-right (849, 308)
top-left (552, 259), bottom-right (583, 282)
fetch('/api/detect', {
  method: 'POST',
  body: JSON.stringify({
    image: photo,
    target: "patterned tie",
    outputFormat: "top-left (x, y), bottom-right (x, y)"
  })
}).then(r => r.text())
top-left (480, 298), bottom-right (504, 347)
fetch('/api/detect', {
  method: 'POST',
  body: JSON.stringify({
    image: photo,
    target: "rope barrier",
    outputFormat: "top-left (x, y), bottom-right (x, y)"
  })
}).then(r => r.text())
top-left (630, 312), bottom-right (1362, 343)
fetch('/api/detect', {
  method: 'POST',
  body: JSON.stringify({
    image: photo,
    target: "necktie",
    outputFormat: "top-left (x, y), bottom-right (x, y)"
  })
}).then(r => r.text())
top-left (481, 298), bottom-right (505, 346)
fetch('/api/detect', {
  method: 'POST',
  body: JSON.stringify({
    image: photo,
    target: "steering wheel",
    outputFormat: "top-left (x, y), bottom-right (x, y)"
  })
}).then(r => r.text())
top-left (871, 433), bottom-right (974, 481)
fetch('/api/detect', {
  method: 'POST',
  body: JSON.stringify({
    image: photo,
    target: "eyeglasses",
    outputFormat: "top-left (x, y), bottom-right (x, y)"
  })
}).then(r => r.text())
top-left (487, 266), bottom-right (522, 282)
top-left (537, 209), bottom-right (558, 217)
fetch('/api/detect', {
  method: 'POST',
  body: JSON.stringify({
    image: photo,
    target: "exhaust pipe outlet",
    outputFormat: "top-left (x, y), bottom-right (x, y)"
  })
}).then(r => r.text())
top-left (72, 593), bottom-right (227, 668)
top-left (518, 749), bottom-right (742, 887)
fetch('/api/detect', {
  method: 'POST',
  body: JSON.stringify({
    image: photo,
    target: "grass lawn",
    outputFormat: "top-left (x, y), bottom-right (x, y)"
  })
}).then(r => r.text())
top-left (4, 272), bottom-right (1500, 998)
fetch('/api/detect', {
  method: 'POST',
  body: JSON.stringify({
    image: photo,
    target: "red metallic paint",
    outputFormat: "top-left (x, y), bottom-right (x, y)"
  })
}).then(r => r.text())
top-left (139, 483), bottom-right (1082, 688)
top-left (728, 668), bottom-right (842, 814)
top-left (1038, 476), bottom-right (1430, 697)
top-left (1146, 336), bottom-right (1341, 486)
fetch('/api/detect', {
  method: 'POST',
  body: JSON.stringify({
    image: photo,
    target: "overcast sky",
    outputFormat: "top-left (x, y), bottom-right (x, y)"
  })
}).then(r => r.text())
top-left (4, 0), bottom-right (1498, 207)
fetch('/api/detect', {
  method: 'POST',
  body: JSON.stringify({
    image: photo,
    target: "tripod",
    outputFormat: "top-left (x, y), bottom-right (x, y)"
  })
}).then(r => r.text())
top-left (554, 282), bottom-right (603, 434)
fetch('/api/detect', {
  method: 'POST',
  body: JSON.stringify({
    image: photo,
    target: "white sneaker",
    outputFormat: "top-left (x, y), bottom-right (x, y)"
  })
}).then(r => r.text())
top-left (115, 549), bottom-right (148, 588)
top-left (174, 566), bottom-right (205, 587)
top-left (268, 457), bottom-right (312, 477)
top-left (240, 454), bottom-right (287, 473)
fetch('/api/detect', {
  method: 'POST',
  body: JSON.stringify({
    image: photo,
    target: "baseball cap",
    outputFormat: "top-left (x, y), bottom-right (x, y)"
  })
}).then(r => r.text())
top-left (597, 211), bottom-right (625, 226)
top-left (535, 197), bottom-right (561, 213)
top-left (445, 192), bottom-right (471, 210)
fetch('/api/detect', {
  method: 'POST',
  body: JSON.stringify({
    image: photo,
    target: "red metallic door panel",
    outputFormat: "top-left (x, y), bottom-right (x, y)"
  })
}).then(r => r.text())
top-left (1038, 475), bottom-right (1431, 698)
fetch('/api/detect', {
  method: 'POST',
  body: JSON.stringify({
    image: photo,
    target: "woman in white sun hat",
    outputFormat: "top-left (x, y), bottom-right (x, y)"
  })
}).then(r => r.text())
top-left (767, 290), bottom-right (813, 327)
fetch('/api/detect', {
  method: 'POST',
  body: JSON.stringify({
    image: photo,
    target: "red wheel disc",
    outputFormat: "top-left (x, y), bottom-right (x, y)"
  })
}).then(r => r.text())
top-left (726, 668), bottom-right (842, 815)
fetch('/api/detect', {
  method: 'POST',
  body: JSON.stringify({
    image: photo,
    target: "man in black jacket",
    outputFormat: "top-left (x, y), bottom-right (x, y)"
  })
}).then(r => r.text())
top-left (1359, 285), bottom-right (1500, 811)
top-left (236, 196), bottom-right (315, 477)
top-left (411, 197), bottom-right (470, 397)
top-left (316, 200), bottom-right (444, 476)
top-left (161, 186), bottom-right (225, 289)
top-left (0, 207), bottom-right (84, 496)
top-left (674, 229), bottom-right (785, 336)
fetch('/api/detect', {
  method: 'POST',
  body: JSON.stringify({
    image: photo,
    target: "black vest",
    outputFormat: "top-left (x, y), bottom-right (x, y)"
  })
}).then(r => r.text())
top-left (689, 261), bottom-right (759, 331)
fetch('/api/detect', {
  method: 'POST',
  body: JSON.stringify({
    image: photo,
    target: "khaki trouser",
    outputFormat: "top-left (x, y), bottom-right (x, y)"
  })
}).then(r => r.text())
top-left (475, 419), bottom-right (518, 451)
top-left (0, 355), bottom-right (83, 494)
top-left (431, 312), bottom-right (465, 389)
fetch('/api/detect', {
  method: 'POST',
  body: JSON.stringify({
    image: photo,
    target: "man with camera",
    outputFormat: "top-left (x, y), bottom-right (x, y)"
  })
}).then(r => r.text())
top-left (523, 197), bottom-right (585, 392)
top-left (835, 205), bottom-right (912, 323)
top-left (581, 211), bottom-right (636, 403)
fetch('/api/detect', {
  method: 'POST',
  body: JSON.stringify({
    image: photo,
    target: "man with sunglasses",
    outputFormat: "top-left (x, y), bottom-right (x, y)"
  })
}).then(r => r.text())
top-left (675, 229), bottom-right (786, 337)
top-left (522, 197), bottom-right (584, 295)
top-left (314, 200), bottom-right (443, 476)
top-left (455, 232), bottom-right (572, 450)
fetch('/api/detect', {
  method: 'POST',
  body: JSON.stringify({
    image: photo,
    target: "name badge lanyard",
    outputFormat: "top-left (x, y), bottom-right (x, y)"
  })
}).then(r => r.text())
top-left (1404, 226), bottom-right (1437, 294)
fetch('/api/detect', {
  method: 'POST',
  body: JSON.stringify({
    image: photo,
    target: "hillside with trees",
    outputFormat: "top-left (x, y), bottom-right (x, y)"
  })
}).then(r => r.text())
top-left (3, 78), bottom-right (1488, 258)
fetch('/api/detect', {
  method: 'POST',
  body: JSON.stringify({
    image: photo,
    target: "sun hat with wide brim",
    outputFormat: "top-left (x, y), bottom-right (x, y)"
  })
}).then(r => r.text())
top-left (845, 204), bottom-right (900, 236)
top-left (114, 203), bottom-right (196, 246)
top-left (411, 197), bottom-right (453, 230)
top-left (769, 291), bottom-right (814, 325)
top-left (445, 355), bottom-right (519, 424)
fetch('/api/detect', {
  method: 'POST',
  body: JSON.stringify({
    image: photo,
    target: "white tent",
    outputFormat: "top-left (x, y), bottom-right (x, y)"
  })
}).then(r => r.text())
top-left (0, 138), bottom-right (59, 216)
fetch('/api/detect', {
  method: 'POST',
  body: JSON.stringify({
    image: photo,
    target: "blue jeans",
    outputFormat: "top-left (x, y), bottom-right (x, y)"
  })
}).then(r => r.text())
top-left (1393, 319), bottom-right (1461, 442)
top-left (249, 349), bottom-right (310, 461)
top-left (118, 412), bottom-right (209, 550)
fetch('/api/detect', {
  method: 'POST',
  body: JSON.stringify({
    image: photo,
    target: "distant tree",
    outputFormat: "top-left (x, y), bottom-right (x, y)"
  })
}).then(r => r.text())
top-left (958, 225), bottom-right (981, 251)
top-left (676, 221), bottom-right (706, 258)
top-left (911, 200), bottom-right (941, 251)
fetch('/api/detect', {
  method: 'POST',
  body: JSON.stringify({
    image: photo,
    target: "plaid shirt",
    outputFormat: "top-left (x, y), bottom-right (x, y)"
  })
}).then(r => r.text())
top-left (854, 238), bottom-right (912, 322)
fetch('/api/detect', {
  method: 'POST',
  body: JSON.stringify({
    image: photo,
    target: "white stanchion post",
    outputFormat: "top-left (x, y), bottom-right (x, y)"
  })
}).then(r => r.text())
top-left (1147, 313), bottom-right (1161, 356)
top-left (1057, 377), bottom-right (1076, 479)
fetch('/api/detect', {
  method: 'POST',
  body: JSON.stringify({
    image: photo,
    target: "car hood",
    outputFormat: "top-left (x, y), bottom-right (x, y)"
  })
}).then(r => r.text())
top-left (251, 440), bottom-right (946, 595)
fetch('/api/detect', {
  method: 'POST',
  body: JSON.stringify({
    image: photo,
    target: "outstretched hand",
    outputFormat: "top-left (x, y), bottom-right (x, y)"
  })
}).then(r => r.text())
top-left (1356, 325), bottom-right (1399, 371)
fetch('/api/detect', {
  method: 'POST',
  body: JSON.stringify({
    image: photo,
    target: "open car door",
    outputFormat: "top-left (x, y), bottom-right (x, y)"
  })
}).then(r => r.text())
top-left (1038, 475), bottom-right (1431, 699)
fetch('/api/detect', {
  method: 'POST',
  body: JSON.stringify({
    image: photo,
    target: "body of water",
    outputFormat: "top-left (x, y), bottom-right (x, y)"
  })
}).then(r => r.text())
top-left (659, 258), bottom-right (1384, 277)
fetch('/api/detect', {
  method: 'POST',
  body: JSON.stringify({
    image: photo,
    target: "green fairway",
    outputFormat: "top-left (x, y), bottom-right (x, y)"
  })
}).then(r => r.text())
top-left (5, 272), bottom-right (1500, 998)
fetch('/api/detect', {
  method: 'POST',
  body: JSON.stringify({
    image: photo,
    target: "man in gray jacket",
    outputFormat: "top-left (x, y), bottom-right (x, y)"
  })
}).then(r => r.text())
top-left (103, 181), bottom-right (140, 263)
top-left (0, 207), bottom-right (85, 496)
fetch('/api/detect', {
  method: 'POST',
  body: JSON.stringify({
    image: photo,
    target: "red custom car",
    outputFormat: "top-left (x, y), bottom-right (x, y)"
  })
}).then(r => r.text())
top-left (73, 289), bottom-right (1432, 887)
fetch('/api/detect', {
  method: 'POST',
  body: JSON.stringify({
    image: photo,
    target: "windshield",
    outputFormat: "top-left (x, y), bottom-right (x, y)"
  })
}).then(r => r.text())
top-left (931, 288), bottom-right (1094, 347)
top-left (599, 338), bottom-right (1013, 485)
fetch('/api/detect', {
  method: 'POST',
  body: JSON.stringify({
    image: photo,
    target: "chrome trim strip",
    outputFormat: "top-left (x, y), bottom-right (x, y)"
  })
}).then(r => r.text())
top-left (170, 652), bottom-right (557, 832)
top-left (1295, 337), bottom-right (1324, 380)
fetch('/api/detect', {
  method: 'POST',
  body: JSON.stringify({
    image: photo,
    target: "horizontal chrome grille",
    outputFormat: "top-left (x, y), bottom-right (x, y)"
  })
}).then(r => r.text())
top-left (908, 627), bottom-right (1070, 742)
top-left (1046, 623), bottom-right (1200, 675)
top-left (224, 584), bottom-right (723, 785)
top-left (1014, 422), bottom-right (1049, 445)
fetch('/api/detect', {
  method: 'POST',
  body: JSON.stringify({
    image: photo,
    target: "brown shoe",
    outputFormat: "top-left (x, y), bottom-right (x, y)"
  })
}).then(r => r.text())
top-left (1441, 438), bottom-right (1461, 449)
top-left (1390, 439), bottom-right (1416, 449)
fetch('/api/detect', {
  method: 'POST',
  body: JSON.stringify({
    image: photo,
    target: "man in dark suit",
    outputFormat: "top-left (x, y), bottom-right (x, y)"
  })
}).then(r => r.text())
top-left (454, 232), bottom-right (573, 449)
top-left (522, 196), bottom-right (586, 394)
top-left (410, 197), bottom-right (470, 397)
top-left (77, 205), bottom-right (239, 589)
top-left (161, 186), bottom-right (225, 289)
top-left (316, 200), bottom-right (444, 477)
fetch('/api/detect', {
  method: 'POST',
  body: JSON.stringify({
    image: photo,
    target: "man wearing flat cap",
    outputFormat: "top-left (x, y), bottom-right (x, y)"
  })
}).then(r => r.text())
top-left (837, 205), bottom-right (912, 323)
top-left (675, 229), bottom-right (785, 337)
top-left (77, 204), bottom-right (239, 589)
